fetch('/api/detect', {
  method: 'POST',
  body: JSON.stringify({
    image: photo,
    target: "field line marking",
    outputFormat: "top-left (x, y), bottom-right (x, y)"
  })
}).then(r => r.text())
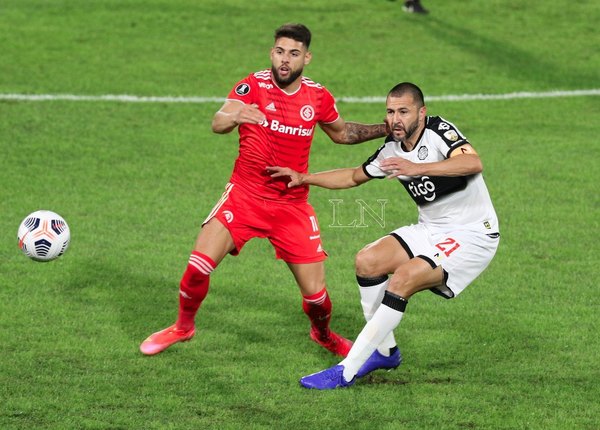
top-left (340, 89), bottom-right (600, 103)
top-left (0, 89), bottom-right (598, 104)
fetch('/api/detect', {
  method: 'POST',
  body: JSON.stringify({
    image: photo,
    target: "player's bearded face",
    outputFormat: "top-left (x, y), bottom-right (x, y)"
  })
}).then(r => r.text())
top-left (397, 117), bottom-right (420, 141)
top-left (388, 113), bottom-right (420, 142)
top-left (271, 64), bottom-right (303, 88)
top-left (386, 96), bottom-right (424, 142)
top-left (270, 38), bottom-right (310, 89)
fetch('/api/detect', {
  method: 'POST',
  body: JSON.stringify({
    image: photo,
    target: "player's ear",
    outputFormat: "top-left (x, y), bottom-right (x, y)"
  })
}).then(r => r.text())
top-left (419, 105), bottom-right (427, 120)
top-left (304, 51), bottom-right (312, 66)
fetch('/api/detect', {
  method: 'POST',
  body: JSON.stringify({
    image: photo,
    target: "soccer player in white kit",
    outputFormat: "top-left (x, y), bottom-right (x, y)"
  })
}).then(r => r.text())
top-left (268, 82), bottom-right (500, 389)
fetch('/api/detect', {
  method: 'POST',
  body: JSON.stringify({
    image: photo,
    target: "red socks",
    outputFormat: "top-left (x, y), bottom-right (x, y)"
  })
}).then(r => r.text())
top-left (176, 255), bottom-right (333, 339)
top-left (176, 252), bottom-right (216, 331)
top-left (302, 288), bottom-right (332, 339)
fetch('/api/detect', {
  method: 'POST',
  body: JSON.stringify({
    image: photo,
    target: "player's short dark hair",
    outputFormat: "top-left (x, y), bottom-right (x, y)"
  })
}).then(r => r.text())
top-left (274, 23), bottom-right (312, 48)
top-left (388, 82), bottom-right (425, 107)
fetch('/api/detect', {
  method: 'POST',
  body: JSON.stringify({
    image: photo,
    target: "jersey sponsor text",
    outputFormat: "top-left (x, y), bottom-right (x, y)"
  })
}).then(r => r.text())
top-left (262, 119), bottom-right (315, 136)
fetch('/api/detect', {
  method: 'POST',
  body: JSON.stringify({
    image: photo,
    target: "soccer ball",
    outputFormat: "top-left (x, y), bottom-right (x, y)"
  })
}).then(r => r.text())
top-left (17, 210), bottom-right (71, 262)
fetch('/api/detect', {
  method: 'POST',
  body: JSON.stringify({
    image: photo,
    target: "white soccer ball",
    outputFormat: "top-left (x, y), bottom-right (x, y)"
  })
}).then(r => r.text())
top-left (17, 210), bottom-right (71, 262)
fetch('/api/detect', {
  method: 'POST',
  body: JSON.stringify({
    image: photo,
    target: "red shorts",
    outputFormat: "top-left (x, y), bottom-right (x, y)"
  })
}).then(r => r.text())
top-left (203, 183), bottom-right (327, 264)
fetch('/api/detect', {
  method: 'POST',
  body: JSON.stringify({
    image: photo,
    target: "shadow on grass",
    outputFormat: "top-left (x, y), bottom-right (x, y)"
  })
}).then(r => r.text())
top-left (413, 15), bottom-right (597, 89)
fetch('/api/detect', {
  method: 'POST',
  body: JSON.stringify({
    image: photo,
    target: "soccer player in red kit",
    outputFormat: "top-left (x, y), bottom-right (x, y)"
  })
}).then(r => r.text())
top-left (140, 23), bottom-right (387, 358)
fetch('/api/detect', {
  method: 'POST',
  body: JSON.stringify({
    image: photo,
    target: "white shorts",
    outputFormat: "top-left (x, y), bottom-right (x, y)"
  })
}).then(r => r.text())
top-left (390, 223), bottom-right (500, 299)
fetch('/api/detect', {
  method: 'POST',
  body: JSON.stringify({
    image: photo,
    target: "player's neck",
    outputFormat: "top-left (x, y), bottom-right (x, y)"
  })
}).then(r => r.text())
top-left (402, 140), bottom-right (416, 152)
top-left (273, 77), bottom-right (302, 95)
top-left (402, 134), bottom-right (420, 151)
top-left (401, 124), bottom-right (425, 151)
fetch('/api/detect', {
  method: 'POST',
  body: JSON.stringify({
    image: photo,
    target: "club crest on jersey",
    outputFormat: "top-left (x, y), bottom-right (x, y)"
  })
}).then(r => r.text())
top-left (418, 146), bottom-right (428, 160)
top-left (300, 105), bottom-right (315, 121)
top-left (235, 83), bottom-right (251, 96)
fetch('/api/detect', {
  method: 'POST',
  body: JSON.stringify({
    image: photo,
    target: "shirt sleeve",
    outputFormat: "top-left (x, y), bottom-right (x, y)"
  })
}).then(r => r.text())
top-left (226, 75), bottom-right (256, 104)
top-left (361, 143), bottom-right (388, 179)
top-left (427, 116), bottom-right (469, 158)
top-left (318, 87), bottom-right (340, 124)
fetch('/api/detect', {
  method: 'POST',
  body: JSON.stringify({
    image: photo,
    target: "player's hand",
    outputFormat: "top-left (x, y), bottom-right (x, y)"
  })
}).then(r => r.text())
top-left (379, 157), bottom-right (420, 178)
top-left (266, 166), bottom-right (305, 187)
top-left (234, 103), bottom-right (266, 125)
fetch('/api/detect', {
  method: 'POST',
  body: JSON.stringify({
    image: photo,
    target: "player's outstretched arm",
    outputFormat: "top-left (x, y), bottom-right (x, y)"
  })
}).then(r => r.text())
top-left (212, 100), bottom-right (266, 134)
top-left (320, 117), bottom-right (387, 145)
top-left (267, 166), bottom-right (371, 189)
top-left (380, 144), bottom-right (483, 178)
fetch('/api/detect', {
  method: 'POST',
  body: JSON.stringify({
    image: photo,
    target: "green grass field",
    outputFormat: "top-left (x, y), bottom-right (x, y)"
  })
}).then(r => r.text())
top-left (1, 0), bottom-right (599, 429)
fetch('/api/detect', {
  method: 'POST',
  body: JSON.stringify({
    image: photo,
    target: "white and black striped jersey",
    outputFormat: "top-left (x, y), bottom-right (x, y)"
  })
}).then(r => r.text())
top-left (362, 116), bottom-right (499, 234)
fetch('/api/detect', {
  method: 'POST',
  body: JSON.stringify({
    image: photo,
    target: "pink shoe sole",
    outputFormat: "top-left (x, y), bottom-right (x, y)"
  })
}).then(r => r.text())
top-left (140, 325), bottom-right (195, 355)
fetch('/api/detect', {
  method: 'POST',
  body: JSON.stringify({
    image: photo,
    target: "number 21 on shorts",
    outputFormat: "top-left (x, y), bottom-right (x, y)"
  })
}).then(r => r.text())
top-left (435, 237), bottom-right (460, 257)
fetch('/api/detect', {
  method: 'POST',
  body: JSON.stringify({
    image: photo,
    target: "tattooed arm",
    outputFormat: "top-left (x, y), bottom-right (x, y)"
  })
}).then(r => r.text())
top-left (320, 117), bottom-right (387, 145)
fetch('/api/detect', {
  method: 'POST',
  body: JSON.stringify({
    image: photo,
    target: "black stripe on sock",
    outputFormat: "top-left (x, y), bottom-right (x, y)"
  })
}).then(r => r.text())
top-left (356, 275), bottom-right (389, 287)
top-left (382, 290), bottom-right (408, 312)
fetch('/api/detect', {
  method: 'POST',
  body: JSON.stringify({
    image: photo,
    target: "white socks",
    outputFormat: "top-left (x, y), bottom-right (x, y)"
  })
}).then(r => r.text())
top-left (340, 291), bottom-right (407, 381)
top-left (357, 276), bottom-right (397, 356)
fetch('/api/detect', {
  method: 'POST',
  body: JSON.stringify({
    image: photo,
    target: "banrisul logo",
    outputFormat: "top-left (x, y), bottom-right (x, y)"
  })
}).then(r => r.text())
top-left (261, 119), bottom-right (315, 137)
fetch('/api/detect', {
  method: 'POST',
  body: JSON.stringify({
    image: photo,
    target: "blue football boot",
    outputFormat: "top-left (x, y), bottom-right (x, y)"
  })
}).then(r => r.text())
top-left (356, 347), bottom-right (402, 378)
top-left (300, 365), bottom-right (355, 390)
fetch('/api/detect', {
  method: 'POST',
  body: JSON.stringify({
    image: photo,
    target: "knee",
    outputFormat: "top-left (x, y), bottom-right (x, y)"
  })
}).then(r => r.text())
top-left (387, 267), bottom-right (418, 299)
top-left (355, 247), bottom-right (382, 278)
top-left (387, 275), bottom-right (410, 298)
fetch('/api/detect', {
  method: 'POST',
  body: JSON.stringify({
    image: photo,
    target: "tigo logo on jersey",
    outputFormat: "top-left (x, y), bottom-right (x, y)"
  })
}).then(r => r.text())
top-left (407, 176), bottom-right (436, 202)
top-left (300, 105), bottom-right (315, 121)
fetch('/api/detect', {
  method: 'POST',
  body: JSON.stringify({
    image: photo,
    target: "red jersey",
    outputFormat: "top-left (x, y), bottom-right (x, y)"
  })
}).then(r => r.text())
top-left (226, 69), bottom-right (340, 201)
